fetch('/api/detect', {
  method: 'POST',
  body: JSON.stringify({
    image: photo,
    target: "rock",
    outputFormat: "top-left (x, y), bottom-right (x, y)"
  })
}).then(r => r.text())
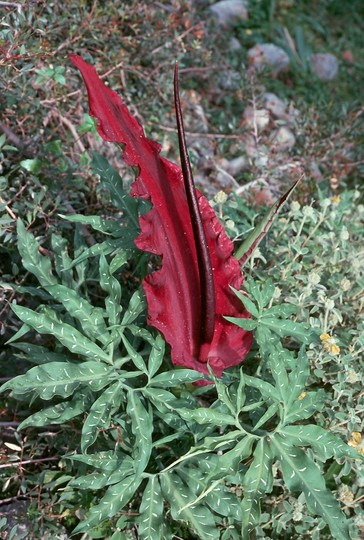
top-left (243, 106), bottom-right (270, 132)
top-left (248, 43), bottom-right (290, 76)
top-left (218, 69), bottom-right (241, 90)
top-left (209, 0), bottom-right (248, 27)
top-left (263, 92), bottom-right (287, 119)
top-left (271, 126), bottom-right (296, 150)
top-left (215, 156), bottom-right (248, 186)
top-left (229, 37), bottom-right (243, 52)
top-left (310, 53), bottom-right (339, 81)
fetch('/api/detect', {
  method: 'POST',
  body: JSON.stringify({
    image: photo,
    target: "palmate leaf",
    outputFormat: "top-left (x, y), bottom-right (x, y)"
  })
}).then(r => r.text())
top-left (17, 219), bottom-right (57, 287)
top-left (127, 391), bottom-right (153, 476)
top-left (160, 470), bottom-right (219, 540)
top-left (137, 476), bottom-right (164, 540)
top-left (18, 388), bottom-right (93, 429)
top-left (241, 438), bottom-right (274, 537)
top-left (11, 304), bottom-right (112, 364)
top-left (0, 361), bottom-right (113, 400)
top-left (81, 381), bottom-right (124, 453)
top-left (271, 434), bottom-right (351, 540)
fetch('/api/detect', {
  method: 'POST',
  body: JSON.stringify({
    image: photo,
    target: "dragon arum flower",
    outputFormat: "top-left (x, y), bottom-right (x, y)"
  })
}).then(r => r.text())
top-left (70, 55), bottom-right (254, 381)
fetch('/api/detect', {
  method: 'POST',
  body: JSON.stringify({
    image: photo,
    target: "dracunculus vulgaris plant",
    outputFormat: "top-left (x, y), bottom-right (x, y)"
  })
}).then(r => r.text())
top-left (69, 55), bottom-right (295, 381)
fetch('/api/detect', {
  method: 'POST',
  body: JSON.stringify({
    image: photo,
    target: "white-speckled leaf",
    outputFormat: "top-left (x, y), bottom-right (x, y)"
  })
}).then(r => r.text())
top-left (17, 219), bottom-right (57, 287)
top-left (11, 304), bottom-right (111, 363)
top-left (138, 476), bottom-right (164, 540)
top-left (81, 381), bottom-right (123, 453)
top-left (46, 284), bottom-right (109, 346)
top-left (279, 425), bottom-right (364, 461)
top-left (271, 434), bottom-right (351, 540)
top-left (0, 361), bottom-right (113, 400)
top-left (160, 471), bottom-right (219, 540)
top-left (127, 391), bottom-right (153, 476)
top-left (241, 438), bottom-right (273, 537)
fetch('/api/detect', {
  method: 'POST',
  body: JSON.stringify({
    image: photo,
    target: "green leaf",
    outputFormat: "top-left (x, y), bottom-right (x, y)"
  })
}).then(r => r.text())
top-left (230, 287), bottom-right (260, 317)
top-left (18, 388), bottom-right (93, 429)
top-left (148, 334), bottom-right (165, 378)
top-left (17, 219), bottom-right (57, 287)
top-left (73, 474), bottom-right (142, 534)
top-left (151, 369), bottom-right (205, 387)
top-left (138, 476), bottom-right (164, 540)
top-left (204, 436), bottom-right (255, 482)
top-left (127, 391), bottom-right (153, 476)
top-left (121, 334), bottom-right (147, 372)
top-left (0, 361), bottom-right (113, 400)
top-left (46, 284), bottom-right (110, 346)
top-left (62, 213), bottom-right (123, 236)
top-left (10, 342), bottom-right (71, 364)
top-left (81, 382), bottom-right (124, 453)
top-left (224, 316), bottom-right (257, 331)
top-left (11, 304), bottom-right (112, 364)
top-left (279, 425), bottom-right (363, 461)
top-left (121, 289), bottom-right (146, 326)
top-left (91, 151), bottom-right (140, 229)
top-left (243, 374), bottom-right (280, 402)
top-left (259, 316), bottom-right (312, 344)
top-left (284, 389), bottom-right (326, 424)
top-left (204, 483), bottom-right (242, 520)
top-left (176, 407), bottom-right (236, 427)
top-left (51, 234), bottom-right (76, 288)
top-left (235, 179), bottom-right (300, 265)
top-left (99, 254), bottom-right (123, 352)
top-left (252, 402), bottom-right (279, 431)
top-left (160, 471), bottom-right (219, 540)
top-left (271, 434), bottom-right (350, 540)
top-left (241, 438), bottom-right (273, 537)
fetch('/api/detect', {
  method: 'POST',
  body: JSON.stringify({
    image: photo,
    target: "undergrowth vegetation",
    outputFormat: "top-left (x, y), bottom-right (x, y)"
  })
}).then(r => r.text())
top-left (0, 1), bottom-right (363, 539)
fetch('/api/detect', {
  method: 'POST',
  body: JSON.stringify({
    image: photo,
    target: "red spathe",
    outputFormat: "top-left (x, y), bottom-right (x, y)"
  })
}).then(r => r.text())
top-left (69, 54), bottom-right (253, 381)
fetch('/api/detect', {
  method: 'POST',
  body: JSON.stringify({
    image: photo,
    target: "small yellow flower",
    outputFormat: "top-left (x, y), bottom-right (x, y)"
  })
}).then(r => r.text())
top-left (320, 333), bottom-right (340, 355)
top-left (348, 432), bottom-right (364, 455)
top-left (297, 391), bottom-right (306, 401)
top-left (324, 343), bottom-right (340, 355)
top-left (331, 194), bottom-right (341, 204)
top-left (245, 29), bottom-right (253, 35)
top-left (337, 484), bottom-right (354, 504)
